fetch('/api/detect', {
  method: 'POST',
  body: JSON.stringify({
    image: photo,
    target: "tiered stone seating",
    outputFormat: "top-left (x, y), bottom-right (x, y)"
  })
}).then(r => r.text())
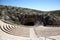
top-left (0, 24), bottom-right (30, 37)
top-left (0, 20), bottom-right (60, 40)
top-left (0, 20), bottom-right (30, 40)
top-left (0, 25), bottom-right (15, 34)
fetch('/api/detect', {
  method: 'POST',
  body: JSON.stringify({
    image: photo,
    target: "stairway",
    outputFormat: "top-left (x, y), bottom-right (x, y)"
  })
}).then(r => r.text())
top-left (0, 24), bottom-right (30, 37)
top-left (0, 20), bottom-right (30, 40)
top-left (0, 25), bottom-right (15, 34)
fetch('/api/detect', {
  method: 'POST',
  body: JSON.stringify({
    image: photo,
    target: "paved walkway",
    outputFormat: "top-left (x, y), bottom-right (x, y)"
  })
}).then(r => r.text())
top-left (30, 28), bottom-right (39, 40)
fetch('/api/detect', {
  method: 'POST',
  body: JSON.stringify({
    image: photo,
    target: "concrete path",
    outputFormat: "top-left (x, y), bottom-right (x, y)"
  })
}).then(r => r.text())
top-left (30, 28), bottom-right (39, 40)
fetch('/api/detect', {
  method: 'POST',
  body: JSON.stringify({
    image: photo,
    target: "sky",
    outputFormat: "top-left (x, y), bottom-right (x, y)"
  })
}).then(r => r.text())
top-left (0, 0), bottom-right (60, 11)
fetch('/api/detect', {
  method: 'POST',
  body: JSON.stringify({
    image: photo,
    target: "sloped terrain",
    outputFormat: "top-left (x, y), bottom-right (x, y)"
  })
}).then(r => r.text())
top-left (0, 5), bottom-right (60, 26)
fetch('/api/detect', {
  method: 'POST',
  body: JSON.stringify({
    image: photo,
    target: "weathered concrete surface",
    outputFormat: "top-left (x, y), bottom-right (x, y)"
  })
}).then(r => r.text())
top-left (0, 20), bottom-right (60, 40)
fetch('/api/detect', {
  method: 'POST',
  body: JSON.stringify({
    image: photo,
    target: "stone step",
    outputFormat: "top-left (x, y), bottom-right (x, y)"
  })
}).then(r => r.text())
top-left (6, 25), bottom-right (12, 31)
top-left (0, 26), bottom-right (8, 33)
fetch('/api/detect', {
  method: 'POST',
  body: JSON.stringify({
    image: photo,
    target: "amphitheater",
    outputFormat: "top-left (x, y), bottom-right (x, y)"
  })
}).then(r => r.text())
top-left (0, 19), bottom-right (60, 40)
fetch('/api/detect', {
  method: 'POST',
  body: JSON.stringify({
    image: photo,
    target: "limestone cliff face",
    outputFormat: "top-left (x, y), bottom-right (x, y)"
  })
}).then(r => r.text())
top-left (0, 5), bottom-right (60, 25)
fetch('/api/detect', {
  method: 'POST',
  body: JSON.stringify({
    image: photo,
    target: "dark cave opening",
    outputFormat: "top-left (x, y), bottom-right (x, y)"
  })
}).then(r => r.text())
top-left (21, 18), bottom-right (36, 26)
top-left (24, 22), bottom-right (35, 26)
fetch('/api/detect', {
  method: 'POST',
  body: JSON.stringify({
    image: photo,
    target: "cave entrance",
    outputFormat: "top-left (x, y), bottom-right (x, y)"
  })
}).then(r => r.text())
top-left (22, 18), bottom-right (36, 26)
top-left (24, 22), bottom-right (35, 26)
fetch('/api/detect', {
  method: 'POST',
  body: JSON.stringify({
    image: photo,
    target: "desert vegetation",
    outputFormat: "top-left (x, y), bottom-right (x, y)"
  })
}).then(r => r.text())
top-left (0, 5), bottom-right (60, 26)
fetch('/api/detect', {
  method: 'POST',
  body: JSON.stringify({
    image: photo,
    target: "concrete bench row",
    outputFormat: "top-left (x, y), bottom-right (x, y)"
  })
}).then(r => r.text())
top-left (0, 25), bottom-right (16, 34)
